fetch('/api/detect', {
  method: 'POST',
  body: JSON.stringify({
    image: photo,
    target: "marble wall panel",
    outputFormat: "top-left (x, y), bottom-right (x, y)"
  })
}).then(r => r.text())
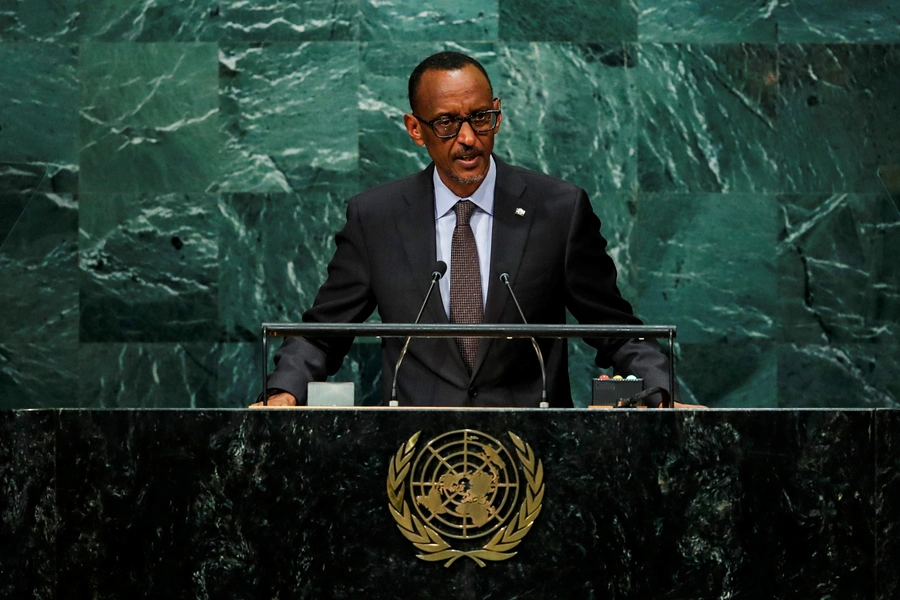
top-left (0, 192), bottom-right (78, 345)
top-left (499, 0), bottom-right (637, 42)
top-left (76, 0), bottom-right (217, 42)
top-left (73, 0), bottom-right (360, 42)
top-left (633, 192), bottom-right (778, 343)
top-left (494, 43), bottom-right (637, 194)
top-left (877, 409), bottom-right (900, 600)
top-left (638, 0), bottom-right (778, 43)
top-left (778, 0), bottom-right (900, 43)
top-left (882, 167), bottom-right (900, 196)
top-left (778, 343), bottom-right (900, 408)
top-left (0, 0), bottom-right (77, 42)
top-left (637, 1), bottom-right (899, 44)
top-left (778, 193), bottom-right (900, 345)
top-left (0, 43), bottom-right (78, 165)
top-left (0, 161), bottom-right (78, 198)
top-left (213, 0), bottom-right (359, 41)
top-left (361, 0), bottom-right (497, 41)
top-left (675, 340), bottom-right (778, 407)
top-left (0, 191), bottom-right (25, 245)
top-left (778, 44), bottom-right (900, 194)
top-left (79, 193), bottom-right (220, 343)
top-left (0, 342), bottom-right (79, 408)
top-left (636, 43), bottom-right (779, 193)
top-left (217, 42), bottom-right (359, 196)
top-left (79, 42), bottom-right (220, 194)
top-left (218, 342), bottom-right (260, 405)
top-left (217, 191), bottom-right (344, 341)
top-left (77, 342), bottom-right (219, 407)
top-left (0, 410), bottom-right (56, 599)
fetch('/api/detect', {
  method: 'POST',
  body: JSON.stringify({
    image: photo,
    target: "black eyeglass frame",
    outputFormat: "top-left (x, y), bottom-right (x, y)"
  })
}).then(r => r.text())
top-left (413, 99), bottom-right (502, 139)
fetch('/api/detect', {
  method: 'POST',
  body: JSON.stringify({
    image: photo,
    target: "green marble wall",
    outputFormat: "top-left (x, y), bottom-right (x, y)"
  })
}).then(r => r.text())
top-left (1, 1), bottom-right (898, 408)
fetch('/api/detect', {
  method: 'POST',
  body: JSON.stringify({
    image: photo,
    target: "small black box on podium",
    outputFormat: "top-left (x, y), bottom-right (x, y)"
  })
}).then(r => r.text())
top-left (591, 378), bottom-right (643, 407)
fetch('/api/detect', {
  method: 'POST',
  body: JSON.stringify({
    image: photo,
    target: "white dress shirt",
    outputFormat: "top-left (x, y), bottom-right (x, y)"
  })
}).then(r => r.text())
top-left (433, 155), bottom-right (496, 319)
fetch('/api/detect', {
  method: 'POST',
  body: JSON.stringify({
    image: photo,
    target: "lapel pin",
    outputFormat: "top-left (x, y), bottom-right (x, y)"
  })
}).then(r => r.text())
top-left (515, 208), bottom-right (526, 216)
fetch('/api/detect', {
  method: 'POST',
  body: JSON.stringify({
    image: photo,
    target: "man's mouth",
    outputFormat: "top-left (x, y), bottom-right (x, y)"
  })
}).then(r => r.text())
top-left (454, 153), bottom-right (480, 166)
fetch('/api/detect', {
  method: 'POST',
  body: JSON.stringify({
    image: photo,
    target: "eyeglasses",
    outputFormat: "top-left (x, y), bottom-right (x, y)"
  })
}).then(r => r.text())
top-left (414, 103), bottom-right (502, 139)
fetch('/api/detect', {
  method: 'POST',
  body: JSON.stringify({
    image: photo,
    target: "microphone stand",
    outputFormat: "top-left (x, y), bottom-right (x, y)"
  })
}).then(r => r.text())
top-left (390, 262), bottom-right (446, 406)
top-left (499, 273), bottom-right (549, 408)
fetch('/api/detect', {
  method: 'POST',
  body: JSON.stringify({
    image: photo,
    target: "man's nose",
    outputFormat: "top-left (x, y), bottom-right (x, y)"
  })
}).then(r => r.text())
top-left (456, 120), bottom-right (477, 145)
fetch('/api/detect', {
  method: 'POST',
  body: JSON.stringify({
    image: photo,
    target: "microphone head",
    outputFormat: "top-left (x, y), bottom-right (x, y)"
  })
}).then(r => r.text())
top-left (433, 261), bottom-right (448, 279)
top-left (499, 272), bottom-right (510, 284)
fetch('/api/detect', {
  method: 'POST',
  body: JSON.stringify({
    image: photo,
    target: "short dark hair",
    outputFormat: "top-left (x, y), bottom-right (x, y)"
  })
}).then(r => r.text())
top-left (408, 51), bottom-right (493, 113)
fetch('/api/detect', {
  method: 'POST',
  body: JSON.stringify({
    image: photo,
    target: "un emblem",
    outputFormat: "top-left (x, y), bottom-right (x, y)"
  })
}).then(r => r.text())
top-left (387, 429), bottom-right (545, 567)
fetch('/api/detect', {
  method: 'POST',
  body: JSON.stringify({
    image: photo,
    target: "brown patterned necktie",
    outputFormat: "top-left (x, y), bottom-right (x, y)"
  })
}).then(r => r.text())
top-left (450, 200), bottom-right (483, 371)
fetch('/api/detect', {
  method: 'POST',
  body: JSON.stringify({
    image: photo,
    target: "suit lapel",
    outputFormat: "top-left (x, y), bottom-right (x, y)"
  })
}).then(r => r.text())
top-left (473, 158), bottom-right (535, 375)
top-left (395, 165), bottom-right (448, 326)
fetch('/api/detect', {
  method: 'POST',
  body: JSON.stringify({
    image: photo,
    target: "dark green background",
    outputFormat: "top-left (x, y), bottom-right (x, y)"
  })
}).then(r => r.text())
top-left (1, 1), bottom-right (898, 408)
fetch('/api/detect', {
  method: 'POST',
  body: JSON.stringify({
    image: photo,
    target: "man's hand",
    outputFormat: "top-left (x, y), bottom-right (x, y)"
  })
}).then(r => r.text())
top-left (249, 392), bottom-right (298, 408)
top-left (672, 401), bottom-right (706, 409)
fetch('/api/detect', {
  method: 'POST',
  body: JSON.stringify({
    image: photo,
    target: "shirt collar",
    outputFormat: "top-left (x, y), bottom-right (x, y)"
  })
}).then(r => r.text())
top-left (433, 155), bottom-right (496, 219)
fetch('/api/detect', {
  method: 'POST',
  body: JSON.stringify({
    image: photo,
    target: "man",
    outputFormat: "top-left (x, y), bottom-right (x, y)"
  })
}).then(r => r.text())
top-left (255, 51), bottom-right (675, 408)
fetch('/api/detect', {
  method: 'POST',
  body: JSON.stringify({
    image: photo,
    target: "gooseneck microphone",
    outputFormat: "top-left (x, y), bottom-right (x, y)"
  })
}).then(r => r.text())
top-left (390, 261), bottom-right (447, 406)
top-left (499, 272), bottom-right (548, 408)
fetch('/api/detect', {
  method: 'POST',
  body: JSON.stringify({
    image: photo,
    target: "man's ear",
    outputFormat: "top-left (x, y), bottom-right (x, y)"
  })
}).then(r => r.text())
top-left (404, 113), bottom-right (426, 147)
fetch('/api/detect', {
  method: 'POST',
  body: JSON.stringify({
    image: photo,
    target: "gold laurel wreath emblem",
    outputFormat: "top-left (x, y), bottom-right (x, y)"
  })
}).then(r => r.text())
top-left (386, 431), bottom-right (545, 567)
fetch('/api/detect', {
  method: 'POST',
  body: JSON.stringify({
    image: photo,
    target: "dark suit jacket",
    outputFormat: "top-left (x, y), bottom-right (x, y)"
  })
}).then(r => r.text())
top-left (267, 156), bottom-right (672, 407)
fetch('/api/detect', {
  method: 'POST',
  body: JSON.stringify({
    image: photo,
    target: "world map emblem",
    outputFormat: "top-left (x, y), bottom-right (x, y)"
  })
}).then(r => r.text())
top-left (387, 429), bottom-right (545, 567)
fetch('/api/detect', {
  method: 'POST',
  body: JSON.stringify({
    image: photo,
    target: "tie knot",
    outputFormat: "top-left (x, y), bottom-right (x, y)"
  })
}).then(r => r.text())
top-left (454, 200), bottom-right (476, 225)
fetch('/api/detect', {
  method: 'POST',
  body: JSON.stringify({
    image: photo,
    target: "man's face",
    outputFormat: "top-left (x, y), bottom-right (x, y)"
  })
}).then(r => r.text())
top-left (404, 65), bottom-right (501, 198)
